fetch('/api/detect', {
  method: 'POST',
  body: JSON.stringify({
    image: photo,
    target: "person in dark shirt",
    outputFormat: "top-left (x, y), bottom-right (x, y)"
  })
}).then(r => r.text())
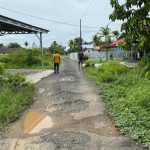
top-left (78, 51), bottom-right (84, 71)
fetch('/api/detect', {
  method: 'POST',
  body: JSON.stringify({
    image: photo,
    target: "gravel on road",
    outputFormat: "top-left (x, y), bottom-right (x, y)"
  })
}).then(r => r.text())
top-left (0, 59), bottom-right (146, 150)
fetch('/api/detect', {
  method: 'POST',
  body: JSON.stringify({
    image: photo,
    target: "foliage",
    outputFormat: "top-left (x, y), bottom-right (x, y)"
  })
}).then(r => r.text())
top-left (0, 49), bottom-right (53, 69)
top-left (24, 50), bottom-right (41, 67)
top-left (85, 62), bottom-right (150, 149)
top-left (49, 41), bottom-right (64, 55)
top-left (0, 69), bottom-right (34, 131)
top-left (8, 42), bottom-right (21, 48)
top-left (92, 34), bottom-right (103, 46)
top-left (68, 37), bottom-right (84, 53)
top-left (109, 0), bottom-right (150, 51)
top-left (0, 43), bottom-right (4, 50)
top-left (0, 63), bottom-right (4, 75)
top-left (112, 30), bottom-right (120, 40)
top-left (100, 26), bottom-right (112, 44)
top-left (137, 57), bottom-right (150, 77)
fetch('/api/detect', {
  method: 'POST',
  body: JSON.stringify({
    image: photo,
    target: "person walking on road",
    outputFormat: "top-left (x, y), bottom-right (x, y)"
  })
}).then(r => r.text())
top-left (53, 51), bottom-right (61, 74)
top-left (78, 50), bottom-right (84, 71)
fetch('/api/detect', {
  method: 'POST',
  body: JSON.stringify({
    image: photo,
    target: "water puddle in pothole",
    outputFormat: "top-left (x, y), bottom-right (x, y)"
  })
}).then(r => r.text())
top-left (23, 112), bottom-right (54, 134)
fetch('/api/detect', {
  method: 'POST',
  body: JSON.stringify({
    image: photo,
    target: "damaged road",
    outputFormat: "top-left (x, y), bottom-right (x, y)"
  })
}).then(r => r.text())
top-left (0, 59), bottom-right (145, 150)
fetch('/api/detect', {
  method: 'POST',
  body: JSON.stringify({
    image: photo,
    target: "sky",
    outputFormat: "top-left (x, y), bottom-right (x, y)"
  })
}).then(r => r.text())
top-left (0, 0), bottom-right (124, 48)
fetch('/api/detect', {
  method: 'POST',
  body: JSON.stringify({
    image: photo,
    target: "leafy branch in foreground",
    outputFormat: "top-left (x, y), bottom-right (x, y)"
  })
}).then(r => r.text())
top-left (109, 0), bottom-right (150, 52)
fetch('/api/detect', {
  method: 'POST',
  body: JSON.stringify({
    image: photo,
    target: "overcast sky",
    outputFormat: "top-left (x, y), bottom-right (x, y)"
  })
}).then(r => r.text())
top-left (0, 0), bottom-right (124, 47)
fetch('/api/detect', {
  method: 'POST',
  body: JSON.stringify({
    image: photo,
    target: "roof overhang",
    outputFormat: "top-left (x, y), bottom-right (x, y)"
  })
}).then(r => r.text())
top-left (0, 15), bottom-right (49, 35)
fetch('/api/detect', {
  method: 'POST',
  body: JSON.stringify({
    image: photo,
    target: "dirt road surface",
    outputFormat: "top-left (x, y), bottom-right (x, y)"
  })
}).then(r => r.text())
top-left (0, 59), bottom-right (145, 150)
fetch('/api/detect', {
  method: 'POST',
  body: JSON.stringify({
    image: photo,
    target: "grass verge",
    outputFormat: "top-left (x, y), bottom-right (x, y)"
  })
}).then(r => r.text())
top-left (85, 61), bottom-right (150, 149)
top-left (0, 65), bottom-right (34, 131)
top-left (0, 49), bottom-right (53, 69)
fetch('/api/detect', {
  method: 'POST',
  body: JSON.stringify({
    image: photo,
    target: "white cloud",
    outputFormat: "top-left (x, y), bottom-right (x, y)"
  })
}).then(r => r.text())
top-left (0, 0), bottom-right (122, 47)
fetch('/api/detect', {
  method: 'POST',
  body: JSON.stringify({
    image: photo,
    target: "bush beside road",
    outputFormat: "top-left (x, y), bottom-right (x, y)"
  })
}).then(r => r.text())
top-left (85, 61), bottom-right (150, 149)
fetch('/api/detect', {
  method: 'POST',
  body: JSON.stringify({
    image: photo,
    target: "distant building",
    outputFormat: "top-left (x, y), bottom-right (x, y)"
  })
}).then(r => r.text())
top-left (82, 44), bottom-right (93, 52)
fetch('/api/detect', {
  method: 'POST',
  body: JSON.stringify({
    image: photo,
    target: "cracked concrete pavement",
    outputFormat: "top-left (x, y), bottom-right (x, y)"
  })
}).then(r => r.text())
top-left (0, 59), bottom-right (146, 150)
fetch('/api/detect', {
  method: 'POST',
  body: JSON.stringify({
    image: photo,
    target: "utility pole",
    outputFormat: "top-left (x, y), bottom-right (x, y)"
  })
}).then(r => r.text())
top-left (80, 19), bottom-right (82, 51)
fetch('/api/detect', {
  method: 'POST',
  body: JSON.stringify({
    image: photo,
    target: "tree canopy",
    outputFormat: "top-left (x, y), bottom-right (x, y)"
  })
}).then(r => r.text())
top-left (49, 41), bottom-right (64, 55)
top-left (109, 0), bottom-right (150, 51)
top-left (68, 37), bottom-right (83, 52)
top-left (92, 34), bottom-right (103, 46)
top-left (8, 42), bottom-right (22, 48)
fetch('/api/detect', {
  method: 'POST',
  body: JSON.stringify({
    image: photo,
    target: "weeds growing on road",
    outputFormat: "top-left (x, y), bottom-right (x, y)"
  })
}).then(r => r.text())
top-left (0, 68), bottom-right (34, 131)
top-left (85, 61), bottom-right (150, 149)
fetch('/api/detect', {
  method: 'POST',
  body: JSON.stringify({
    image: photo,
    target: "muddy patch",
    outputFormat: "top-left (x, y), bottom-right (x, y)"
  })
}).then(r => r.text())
top-left (72, 115), bottom-right (119, 137)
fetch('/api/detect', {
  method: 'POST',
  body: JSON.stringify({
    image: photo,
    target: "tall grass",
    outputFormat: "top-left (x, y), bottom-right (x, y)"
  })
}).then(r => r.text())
top-left (0, 49), bottom-right (53, 69)
top-left (0, 70), bottom-right (34, 131)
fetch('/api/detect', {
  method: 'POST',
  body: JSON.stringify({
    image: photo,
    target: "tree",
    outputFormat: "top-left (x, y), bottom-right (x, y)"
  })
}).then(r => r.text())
top-left (92, 34), bottom-right (103, 46)
top-left (0, 43), bottom-right (4, 50)
top-left (68, 37), bottom-right (83, 52)
top-left (109, 0), bottom-right (150, 52)
top-left (68, 39), bottom-right (75, 52)
top-left (24, 41), bottom-right (29, 48)
top-left (100, 26), bottom-right (112, 44)
top-left (8, 42), bottom-right (21, 48)
top-left (112, 30), bottom-right (120, 40)
top-left (49, 41), bottom-right (64, 55)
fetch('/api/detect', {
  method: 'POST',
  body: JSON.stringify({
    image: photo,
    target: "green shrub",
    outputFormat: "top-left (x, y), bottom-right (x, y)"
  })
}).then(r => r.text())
top-left (145, 71), bottom-right (150, 80)
top-left (0, 72), bottom-right (34, 131)
top-left (0, 49), bottom-right (53, 69)
top-left (85, 62), bottom-right (150, 149)
top-left (0, 63), bottom-right (4, 75)
top-left (137, 57), bottom-right (150, 77)
top-left (97, 61), bottom-right (129, 83)
top-left (85, 62), bottom-right (91, 67)
top-left (0, 56), bottom-right (11, 63)
top-left (24, 51), bottom-right (41, 66)
top-left (0, 85), bottom-right (34, 131)
top-left (98, 61), bottom-right (129, 75)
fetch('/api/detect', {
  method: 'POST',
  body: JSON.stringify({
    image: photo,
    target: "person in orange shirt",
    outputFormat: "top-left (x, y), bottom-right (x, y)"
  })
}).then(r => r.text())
top-left (53, 51), bottom-right (61, 74)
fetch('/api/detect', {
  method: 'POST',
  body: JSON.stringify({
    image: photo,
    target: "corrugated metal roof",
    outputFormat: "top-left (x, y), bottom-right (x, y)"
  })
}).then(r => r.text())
top-left (0, 15), bottom-right (49, 35)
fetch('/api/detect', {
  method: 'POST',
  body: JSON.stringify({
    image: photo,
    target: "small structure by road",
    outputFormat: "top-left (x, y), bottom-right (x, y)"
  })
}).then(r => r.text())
top-left (0, 15), bottom-right (49, 67)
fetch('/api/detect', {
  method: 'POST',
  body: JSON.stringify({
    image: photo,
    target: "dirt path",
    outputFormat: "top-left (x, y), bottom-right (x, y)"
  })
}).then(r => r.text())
top-left (0, 59), bottom-right (145, 150)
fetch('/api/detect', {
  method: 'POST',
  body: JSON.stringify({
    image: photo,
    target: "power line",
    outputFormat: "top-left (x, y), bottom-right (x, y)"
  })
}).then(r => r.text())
top-left (0, 6), bottom-right (100, 29)
top-left (81, 0), bottom-right (98, 19)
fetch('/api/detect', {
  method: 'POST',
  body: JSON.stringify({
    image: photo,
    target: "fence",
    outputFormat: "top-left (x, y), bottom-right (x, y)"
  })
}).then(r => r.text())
top-left (69, 51), bottom-right (128, 61)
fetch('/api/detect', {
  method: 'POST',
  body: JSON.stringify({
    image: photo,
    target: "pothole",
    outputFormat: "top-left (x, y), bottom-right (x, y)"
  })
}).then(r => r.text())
top-left (41, 131), bottom-right (90, 149)
top-left (48, 91), bottom-right (81, 105)
top-left (53, 99), bottom-right (89, 113)
top-left (59, 76), bottom-right (75, 82)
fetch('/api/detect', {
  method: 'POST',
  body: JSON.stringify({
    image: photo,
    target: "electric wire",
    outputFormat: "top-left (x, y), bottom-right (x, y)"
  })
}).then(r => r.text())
top-left (81, 0), bottom-right (98, 19)
top-left (0, 6), bottom-right (100, 29)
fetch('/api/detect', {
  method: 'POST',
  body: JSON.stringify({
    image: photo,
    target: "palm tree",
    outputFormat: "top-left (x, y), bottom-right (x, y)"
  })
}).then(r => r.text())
top-left (100, 26), bottom-right (111, 44)
top-left (92, 34), bottom-right (102, 46)
top-left (100, 26), bottom-right (111, 60)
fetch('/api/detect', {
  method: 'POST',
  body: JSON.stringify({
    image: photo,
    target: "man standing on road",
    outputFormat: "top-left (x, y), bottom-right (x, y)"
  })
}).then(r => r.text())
top-left (78, 50), bottom-right (84, 71)
top-left (53, 51), bottom-right (61, 74)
